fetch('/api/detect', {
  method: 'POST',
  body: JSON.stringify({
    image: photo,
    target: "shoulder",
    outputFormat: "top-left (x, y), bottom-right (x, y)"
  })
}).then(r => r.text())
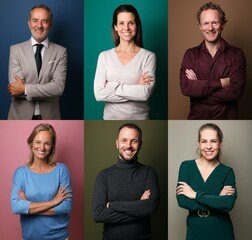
top-left (219, 162), bottom-right (234, 173)
top-left (184, 44), bottom-right (201, 55)
top-left (94, 165), bottom-right (115, 183)
top-left (48, 41), bottom-right (67, 51)
top-left (228, 45), bottom-right (245, 59)
top-left (96, 49), bottom-right (115, 64)
top-left (14, 165), bottom-right (27, 172)
top-left (140, 48), bottom-right (156, 60)
top-left (139, 48), bottom-right (156, 66)
top-left (138, 162), bottom-right (157, 173)
top-left (184, 40), bottom-right (204, 53)
top-left (57, 162), bottom-right (69, 169)
top-left (180, 160), bottom-right (195, 168)
top-left (101, 163), bottom-right (116, 173)
top-left (13, 165), bottom-right (28, 177)
top-left (10, 40), bottom-right (30, 50)
top-left (222, 39), bottom-right (245, 56)
top-left (96, 164), bottom-right (116, 177)
top-left (100, 48), bottom-right (114, 55)
top-left (56, 162), bottom-right (70, 174)
top-left (141, 48), bottom-right (155, 56)
top-left (98, 48), bottom-right (114, 57)
top-left (216, 163), bottom-right (236, 180)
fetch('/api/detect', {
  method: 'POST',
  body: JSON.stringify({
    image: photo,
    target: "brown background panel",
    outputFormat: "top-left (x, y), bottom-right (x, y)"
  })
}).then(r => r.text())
top-left (168, 0), bottom-right (252, 119)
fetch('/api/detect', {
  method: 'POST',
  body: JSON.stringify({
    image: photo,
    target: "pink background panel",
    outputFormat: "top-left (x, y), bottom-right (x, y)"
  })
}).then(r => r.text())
top-left (0, 120), bottom-right (84, 239)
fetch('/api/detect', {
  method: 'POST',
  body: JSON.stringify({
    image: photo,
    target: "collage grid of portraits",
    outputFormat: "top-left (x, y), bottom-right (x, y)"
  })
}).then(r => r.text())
top-left (0, 0), bottom-right (252, 240)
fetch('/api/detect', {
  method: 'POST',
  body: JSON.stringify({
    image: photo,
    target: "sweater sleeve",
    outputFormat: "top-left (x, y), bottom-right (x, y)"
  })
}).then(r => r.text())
top-left (180, 48), bottom-right (222, 98)
top-left (53, 164), bottom-right (72, 215)
top-left (109, 167), bottom-right (160, 217)
top-left (105, 53), bottom-right (156, 101)
top-left (195, 168), bottom-right (237, 212)
top-left (94, 52), bottom-right (129, 103)
top-left (11, 168), bottom-right (30, 214)
top-left (92, 171), bottom-right (137, 224)
top-left (176, 161), bottom-right (205, 211)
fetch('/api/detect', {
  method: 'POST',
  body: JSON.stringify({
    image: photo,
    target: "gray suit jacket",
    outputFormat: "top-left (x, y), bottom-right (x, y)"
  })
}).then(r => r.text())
top-left (8, 39), bottom-right (67, 119)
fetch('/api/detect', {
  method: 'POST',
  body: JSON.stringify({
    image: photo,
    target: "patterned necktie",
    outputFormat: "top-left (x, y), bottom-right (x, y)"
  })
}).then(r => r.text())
top-left (35, 44), bottom-right (44, 75)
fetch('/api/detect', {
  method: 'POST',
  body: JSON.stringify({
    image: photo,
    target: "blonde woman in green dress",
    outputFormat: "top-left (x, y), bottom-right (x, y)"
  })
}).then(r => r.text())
top-left (176, 123), bottom-right (236, 240)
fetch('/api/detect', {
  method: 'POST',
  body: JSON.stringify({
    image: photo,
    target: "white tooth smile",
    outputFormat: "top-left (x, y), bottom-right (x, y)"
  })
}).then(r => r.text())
top-left (38, 151), bottom-right (46, 154)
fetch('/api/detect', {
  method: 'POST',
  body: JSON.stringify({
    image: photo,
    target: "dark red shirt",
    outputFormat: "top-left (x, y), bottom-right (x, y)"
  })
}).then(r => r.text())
top-left (180, 38), bottom-right (246, 119)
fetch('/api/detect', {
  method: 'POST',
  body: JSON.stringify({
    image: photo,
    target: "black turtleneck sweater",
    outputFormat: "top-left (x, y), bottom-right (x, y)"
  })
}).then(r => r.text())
top-left (92, 157), bottom-right (160, 240)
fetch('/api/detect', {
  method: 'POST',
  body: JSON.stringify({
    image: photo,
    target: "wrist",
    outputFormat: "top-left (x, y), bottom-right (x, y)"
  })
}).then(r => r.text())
top-left (193, 192), bottom-right (197, 199)
top-left (220, 77), bottom-right (230, 88)
top-left (50, 199), bottom-right (57, 208)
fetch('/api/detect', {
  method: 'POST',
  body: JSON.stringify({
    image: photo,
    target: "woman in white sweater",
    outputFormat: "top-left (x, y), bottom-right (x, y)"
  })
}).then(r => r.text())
top-left (94, 4), bottom-right (156, 120)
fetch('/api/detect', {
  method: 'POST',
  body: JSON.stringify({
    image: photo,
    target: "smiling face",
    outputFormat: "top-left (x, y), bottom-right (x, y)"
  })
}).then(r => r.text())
top-left (31, 130), bottom-right (53, 161)
top-left (28, 7), bottom-right (52, 43)
top-left (116, 127), bottom-right (141, 161)
top-left (114, 12), bottom-right (137, 43)
top-left (199, 9), bottom-right (223, 44)
top-left (198, 129), bottom-right (222, 161)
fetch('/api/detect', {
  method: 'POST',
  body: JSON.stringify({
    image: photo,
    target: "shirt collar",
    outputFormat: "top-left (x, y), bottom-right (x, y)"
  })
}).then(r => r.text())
top-left (31, 37), bottom-right (49, 48)
top-left (200, 38), bottom-right (230, 54)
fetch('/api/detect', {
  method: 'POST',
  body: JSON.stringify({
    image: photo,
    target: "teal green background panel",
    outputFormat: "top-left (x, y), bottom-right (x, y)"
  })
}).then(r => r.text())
top-left (84, 0), bottom-right (168, 119)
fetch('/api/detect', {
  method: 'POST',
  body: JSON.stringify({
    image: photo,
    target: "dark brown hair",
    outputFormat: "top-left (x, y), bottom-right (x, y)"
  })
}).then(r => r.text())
top-left (117, 123), bottom-right (142, 142)
top-left (112, 4), bottom-right (143, 47)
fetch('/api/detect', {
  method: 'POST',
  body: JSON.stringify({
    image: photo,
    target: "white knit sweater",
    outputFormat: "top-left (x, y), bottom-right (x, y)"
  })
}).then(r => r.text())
top-left (94, 48), bottom-right (156, 120)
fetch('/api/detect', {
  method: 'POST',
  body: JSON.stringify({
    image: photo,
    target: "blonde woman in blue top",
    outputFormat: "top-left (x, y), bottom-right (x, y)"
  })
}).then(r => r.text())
top-left (11, 123), bottom-right (72, 240)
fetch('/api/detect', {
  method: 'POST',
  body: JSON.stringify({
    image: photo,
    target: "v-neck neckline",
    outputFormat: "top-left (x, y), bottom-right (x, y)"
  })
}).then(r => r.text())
top-left (194, 159), bottom-right (221, 183)
top-left (113, 48), bottom-right (143, 66)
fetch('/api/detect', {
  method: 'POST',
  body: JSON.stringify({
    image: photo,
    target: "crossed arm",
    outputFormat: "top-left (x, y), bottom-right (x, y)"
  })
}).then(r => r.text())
top-left (93, 189), bottom-right (158, 224)
top-left (17, 185), bottom-right (72, 215)
top-left (180, 48), bottom-right (246, 103)
top-left (176, 166), bottom-right (237, 212)
top-left (106, 189), bottom-right (151, 208)
top-left (11, 166), bottom-right (72, 216)
top-left (8, 45), bottom-right (67, 100)
top-left (177, 182), bottom-right (235, 198)
top-left (94, 52), bottom-right (156, 102)
top-left (92, 169), bottom-right (160, 224)
top-left (185, 69), bottom-right (230, 88)
top-left (8, 74), bottom-right (25, 96)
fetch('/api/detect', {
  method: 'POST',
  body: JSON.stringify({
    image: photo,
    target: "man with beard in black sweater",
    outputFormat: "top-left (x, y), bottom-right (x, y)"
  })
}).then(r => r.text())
top-left (92, 123), bottom-right (160, 240)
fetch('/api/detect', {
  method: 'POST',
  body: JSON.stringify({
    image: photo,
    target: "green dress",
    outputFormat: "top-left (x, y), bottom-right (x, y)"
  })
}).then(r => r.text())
top-left (177, 160), bottom-right (237, 240)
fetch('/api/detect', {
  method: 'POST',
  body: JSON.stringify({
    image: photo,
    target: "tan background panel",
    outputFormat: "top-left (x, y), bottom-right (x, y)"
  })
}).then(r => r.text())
top-left (168, 120), bottom-right (252, 240)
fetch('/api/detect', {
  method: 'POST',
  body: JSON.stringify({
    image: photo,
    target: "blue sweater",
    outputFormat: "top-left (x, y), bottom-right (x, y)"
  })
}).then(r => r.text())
top-left (11, 163), bottom-right (72, 240)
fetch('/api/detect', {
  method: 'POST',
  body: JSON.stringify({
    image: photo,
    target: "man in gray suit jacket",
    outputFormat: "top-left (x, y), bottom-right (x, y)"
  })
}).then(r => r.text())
top-left (8, 4), bottom-right (67, 120)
